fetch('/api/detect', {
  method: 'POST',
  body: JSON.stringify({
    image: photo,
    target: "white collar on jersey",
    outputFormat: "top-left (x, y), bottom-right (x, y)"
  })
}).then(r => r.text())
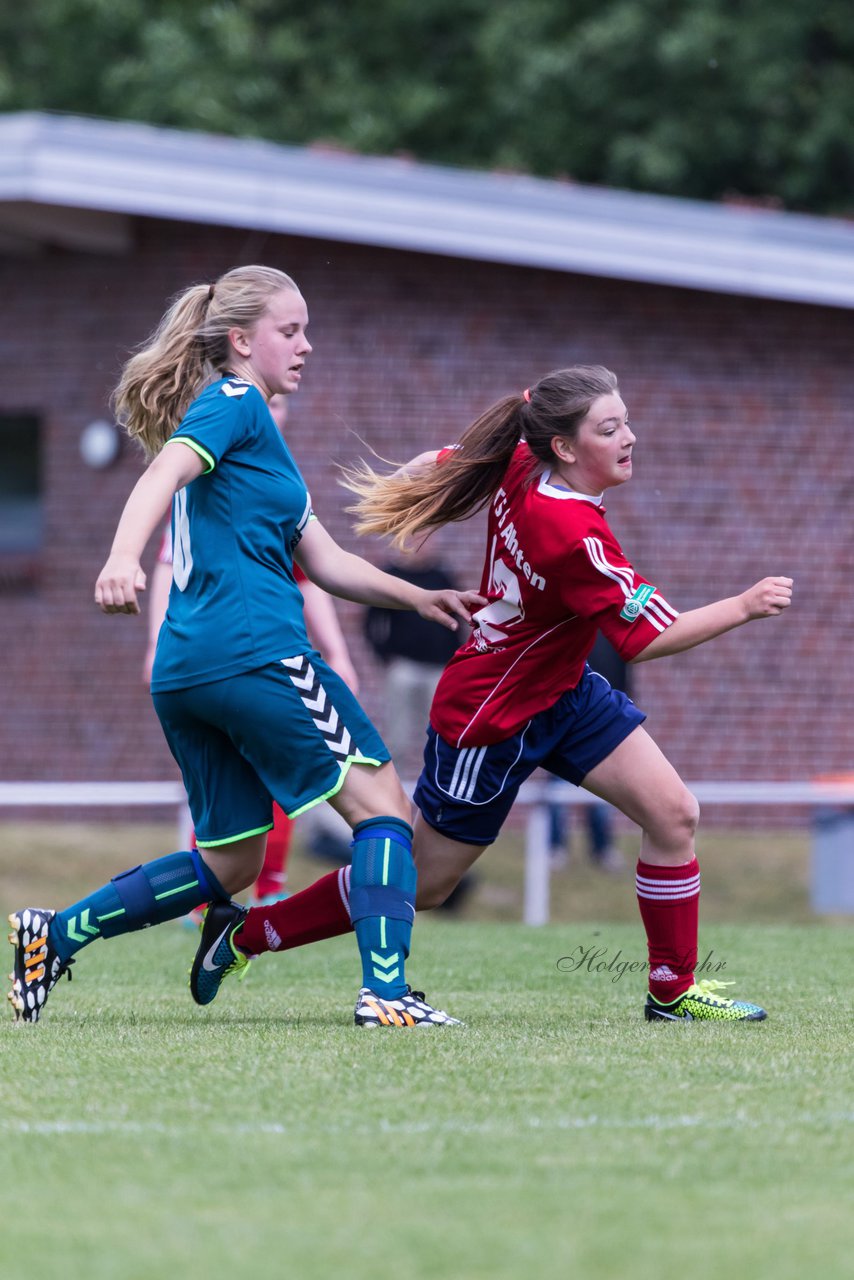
top-left (537, 471), bottom-right (604, 504)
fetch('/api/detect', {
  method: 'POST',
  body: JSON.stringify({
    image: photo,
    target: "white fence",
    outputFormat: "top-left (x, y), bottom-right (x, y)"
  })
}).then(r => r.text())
top-left (517, 778), bottom-right (854, 924)
top-left (2, 777), bottom-right (854, 924)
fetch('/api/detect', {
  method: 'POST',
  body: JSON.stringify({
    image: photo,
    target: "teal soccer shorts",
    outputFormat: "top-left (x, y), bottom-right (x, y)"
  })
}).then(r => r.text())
top-left (152, 652), bottom-right (389, 847)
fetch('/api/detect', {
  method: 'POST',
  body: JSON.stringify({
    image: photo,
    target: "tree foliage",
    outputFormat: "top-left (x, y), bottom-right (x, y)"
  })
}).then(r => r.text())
top-left (2, 0), bottom-right (853, 213)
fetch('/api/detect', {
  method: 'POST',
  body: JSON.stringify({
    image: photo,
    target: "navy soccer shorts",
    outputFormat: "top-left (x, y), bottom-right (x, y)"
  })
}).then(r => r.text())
top-left (153, 652), bottom-right (389, 847)
top-left (413, 666), bottom-right (645, 846)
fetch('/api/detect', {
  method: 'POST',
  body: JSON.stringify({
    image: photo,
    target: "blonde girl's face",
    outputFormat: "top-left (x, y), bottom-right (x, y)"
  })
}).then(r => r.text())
top-left (552, 393), bottom-right (635, 495)
top-left (229, 288), bottom-right (312, 399)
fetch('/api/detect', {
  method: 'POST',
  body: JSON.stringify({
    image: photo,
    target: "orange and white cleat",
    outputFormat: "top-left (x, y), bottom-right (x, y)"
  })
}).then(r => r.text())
top-left (354, 986), bottom-right (461, 1028)
top-left (8, 908), bottom-right (74, 1023)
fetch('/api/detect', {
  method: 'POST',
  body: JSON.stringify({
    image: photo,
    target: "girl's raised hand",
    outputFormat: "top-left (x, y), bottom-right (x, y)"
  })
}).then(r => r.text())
top-left (741, 576), bottom-right (793, 619)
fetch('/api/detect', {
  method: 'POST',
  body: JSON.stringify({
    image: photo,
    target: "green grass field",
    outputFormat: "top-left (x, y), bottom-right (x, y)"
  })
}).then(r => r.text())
top-left (1, 824), bottom-right (852, 1280)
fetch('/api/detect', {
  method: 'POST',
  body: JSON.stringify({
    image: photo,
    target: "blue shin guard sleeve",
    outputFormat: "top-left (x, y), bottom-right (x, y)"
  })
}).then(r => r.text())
top-left (349, 816), bottom-right (416, 999)
top-left (51, 850), bottom-right (228, 961)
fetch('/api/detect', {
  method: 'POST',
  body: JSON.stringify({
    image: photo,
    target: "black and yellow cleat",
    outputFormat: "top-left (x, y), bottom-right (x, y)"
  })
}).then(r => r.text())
top-left (8, 908), bottom-right (74, 1024)
top-left (354, 986), bottom-right (462, 1028)
top-left (645, 979), bottom-right (766, 1022)
top-left (189, 899), bottom-right (250, 1006)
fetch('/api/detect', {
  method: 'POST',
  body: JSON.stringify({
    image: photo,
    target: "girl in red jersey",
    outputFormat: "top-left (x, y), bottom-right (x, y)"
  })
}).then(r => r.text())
top-left (229, 365), bottom-right (792, 1021)
top-left (337, 365), bottom-right (793, 1022)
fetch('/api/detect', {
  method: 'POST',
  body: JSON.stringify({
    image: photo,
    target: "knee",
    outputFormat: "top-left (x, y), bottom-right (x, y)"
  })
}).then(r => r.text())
top-left (203, 859), bottom-right (256, 897)
top-left (413, 848), bottom-right (458, 911)
top-left (415, 878), bottom-right (451, 912)
top-left (645, 785), bottom-right (699, 851)
top-left (199, 836), bottom-right (265, 896)
top-left (669, 787), bottom-right (700, 841)
top-left (335, 764), bottom-right (413, 828)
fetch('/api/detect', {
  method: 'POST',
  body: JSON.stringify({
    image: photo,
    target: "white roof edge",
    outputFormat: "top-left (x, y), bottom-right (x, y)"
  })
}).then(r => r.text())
top-left (3, 111), bottom-right (854, 309)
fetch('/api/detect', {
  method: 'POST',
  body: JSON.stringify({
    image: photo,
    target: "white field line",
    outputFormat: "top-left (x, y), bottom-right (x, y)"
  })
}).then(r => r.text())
top-left (1, 1112), bottom-right (851, 1137)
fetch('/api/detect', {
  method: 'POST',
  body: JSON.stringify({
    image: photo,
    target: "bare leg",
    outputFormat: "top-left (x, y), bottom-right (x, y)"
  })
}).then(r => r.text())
top-left (583, 726), bottom-right (701, 1002)
top-left (581, 726), bottom-right (699, 865)
top-left (198, 831), bottom-right (268, 895)
top-left (326, 760), bottom-right (411, 826)
top-left (412, 812), bottom-right (487, 909)
top-left (412, 726), bottom-right (697, 911)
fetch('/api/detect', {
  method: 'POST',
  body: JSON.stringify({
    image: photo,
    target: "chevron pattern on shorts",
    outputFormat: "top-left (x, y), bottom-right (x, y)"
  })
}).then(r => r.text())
top-left (281, 655), bottom-right (354, 764)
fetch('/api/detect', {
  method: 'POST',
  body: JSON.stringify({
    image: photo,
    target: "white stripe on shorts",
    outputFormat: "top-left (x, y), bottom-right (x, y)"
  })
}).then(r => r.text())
top-left (448, 746), bottom-right (489, 802)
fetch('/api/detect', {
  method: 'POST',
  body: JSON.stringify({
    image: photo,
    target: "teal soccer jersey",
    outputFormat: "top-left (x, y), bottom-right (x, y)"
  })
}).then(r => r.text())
top-left (150, 377), bottom-right (313, 692)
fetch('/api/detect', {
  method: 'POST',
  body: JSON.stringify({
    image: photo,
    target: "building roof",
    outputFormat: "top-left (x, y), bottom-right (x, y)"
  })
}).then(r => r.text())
top-left (2, 110), bottom-right (854, 308)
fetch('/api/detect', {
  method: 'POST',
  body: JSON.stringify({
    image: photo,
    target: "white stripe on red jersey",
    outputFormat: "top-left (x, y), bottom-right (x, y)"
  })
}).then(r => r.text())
top-left (583, 536), bottom-right (635, 596)
top-left (644, 595), bottom-right (680, 631)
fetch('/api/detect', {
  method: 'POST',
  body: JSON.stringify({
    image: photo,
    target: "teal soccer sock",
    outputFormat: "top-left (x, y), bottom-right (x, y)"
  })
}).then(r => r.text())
top-left (50, 849), bottom-right (228, 961)
top-left (348, 816), bottom-right (416, 1000)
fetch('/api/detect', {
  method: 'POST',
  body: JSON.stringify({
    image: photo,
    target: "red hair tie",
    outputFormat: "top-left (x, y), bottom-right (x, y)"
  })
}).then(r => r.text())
top-left (522, 388), bottom-right (531, 403)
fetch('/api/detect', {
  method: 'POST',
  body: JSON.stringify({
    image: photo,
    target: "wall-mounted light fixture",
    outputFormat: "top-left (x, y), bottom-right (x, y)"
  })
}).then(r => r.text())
top-left (79, 419), bottom-right (121, 469)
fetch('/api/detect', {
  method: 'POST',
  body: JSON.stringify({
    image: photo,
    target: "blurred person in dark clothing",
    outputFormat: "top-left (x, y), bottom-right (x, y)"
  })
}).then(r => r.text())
top-left (364, 541), bottom-right (461, 778)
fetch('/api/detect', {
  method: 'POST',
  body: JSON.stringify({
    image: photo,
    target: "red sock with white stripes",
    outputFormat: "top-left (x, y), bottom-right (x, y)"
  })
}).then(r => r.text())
top-left (237, 866), bottom-right (353, 955)
top-left (635, 856), bottom-right (700, 1002)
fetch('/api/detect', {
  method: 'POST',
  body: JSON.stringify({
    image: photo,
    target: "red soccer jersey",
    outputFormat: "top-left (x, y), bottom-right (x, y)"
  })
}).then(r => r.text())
top-left (430, 443), bottom-right (678, 747)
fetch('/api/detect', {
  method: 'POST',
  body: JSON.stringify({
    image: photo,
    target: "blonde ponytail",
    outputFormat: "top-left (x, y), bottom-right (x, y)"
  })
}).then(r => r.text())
top-left (113, 265), bottom-right (299, 458)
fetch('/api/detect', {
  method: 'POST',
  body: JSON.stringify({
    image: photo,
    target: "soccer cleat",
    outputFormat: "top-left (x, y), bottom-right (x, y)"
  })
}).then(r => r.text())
top-left (7, 908), bottom-right (74, 1024)
top-left (354, 986), bottom-right (462, 1028)
top-left (644, 979), bottom-right (767, 1022)
top-left (189, 899), bottom-right (250, 1006)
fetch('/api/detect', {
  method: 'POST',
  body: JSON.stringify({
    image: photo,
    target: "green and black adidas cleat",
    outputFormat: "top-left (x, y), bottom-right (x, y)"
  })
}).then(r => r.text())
top-left (645, 979), bottom-right (767, 1022)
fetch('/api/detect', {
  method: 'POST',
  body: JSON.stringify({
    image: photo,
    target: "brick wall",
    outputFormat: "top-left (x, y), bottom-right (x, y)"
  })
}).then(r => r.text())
top-left (1, 219), bottom-right (851, 824)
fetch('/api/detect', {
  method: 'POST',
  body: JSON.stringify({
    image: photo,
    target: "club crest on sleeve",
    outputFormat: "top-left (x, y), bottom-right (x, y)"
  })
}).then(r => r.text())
top-left (620, 582), bottom-right (656, 622)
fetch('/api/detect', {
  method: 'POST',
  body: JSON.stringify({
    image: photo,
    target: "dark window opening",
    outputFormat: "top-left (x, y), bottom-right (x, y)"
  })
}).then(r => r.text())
top-left (0, 413), bottom-right (42, 589)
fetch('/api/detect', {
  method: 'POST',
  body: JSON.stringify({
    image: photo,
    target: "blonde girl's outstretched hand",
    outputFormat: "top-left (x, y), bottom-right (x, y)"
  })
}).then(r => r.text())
top-left (741, 576), bottom-right (794, 619)
top-left (95, 555), bottom-right (147, 614)
top-left (416, 589), bottom-right (487, 631)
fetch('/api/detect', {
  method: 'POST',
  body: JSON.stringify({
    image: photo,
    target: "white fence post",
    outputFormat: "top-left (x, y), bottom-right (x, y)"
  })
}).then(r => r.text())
top-left (523, 800), bottom-right (552, 926)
